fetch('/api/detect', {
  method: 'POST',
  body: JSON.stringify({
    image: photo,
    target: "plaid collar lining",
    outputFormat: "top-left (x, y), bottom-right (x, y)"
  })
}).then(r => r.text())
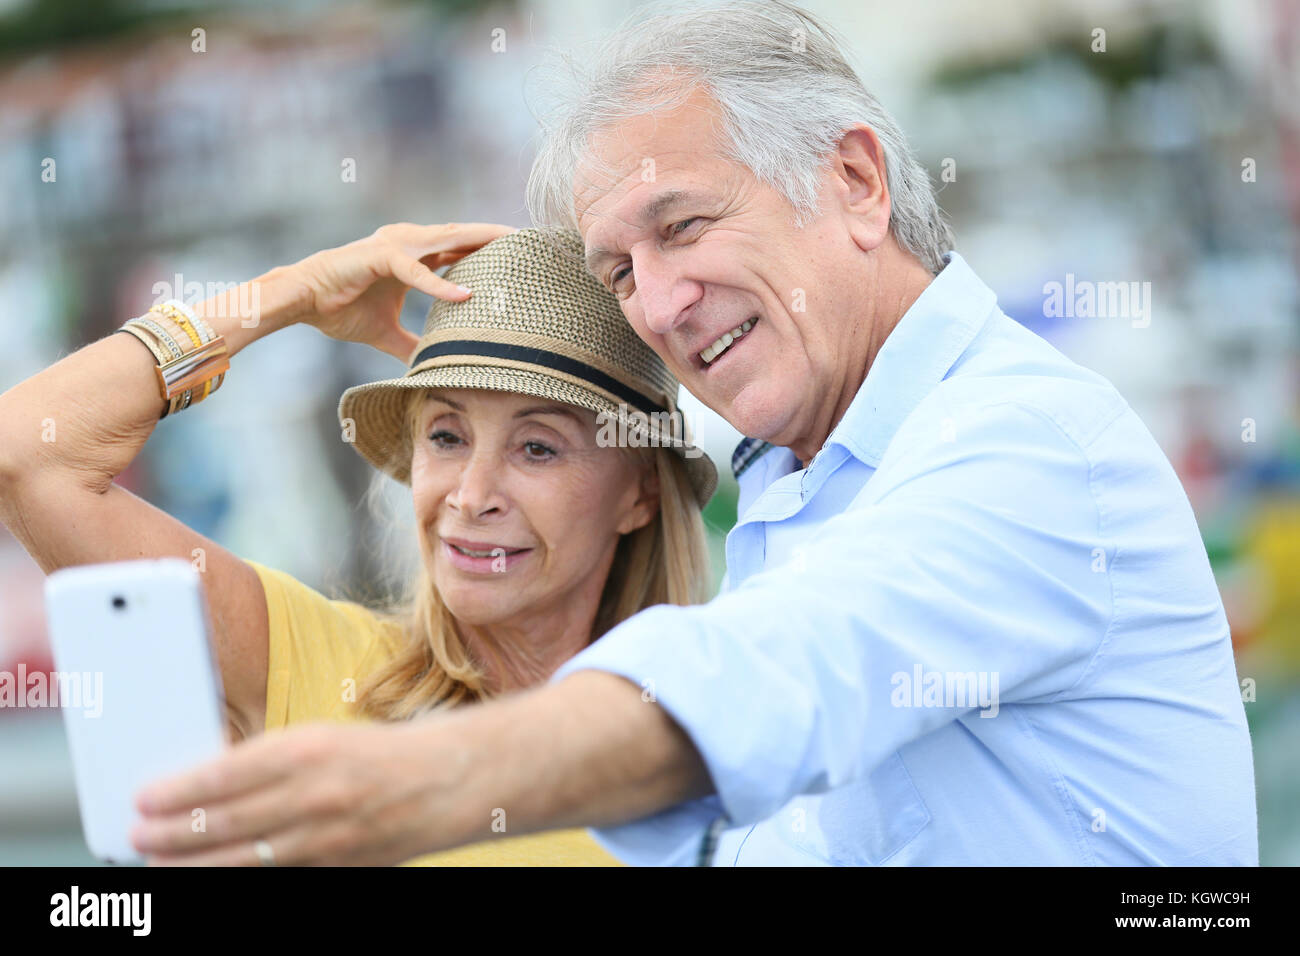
top-left (730, 437), bottom-right (774, 480)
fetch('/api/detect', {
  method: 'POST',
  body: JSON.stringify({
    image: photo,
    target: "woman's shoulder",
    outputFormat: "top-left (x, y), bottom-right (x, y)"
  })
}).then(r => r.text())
top-left (243, 558), bottom-right (408, 728)
top-left (246, 559), bottom-right (405, 641)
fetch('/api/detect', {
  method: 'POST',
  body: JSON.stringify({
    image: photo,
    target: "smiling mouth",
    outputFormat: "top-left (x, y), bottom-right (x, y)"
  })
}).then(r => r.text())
top-left (699, 317), bottom-right (757, 366)
top-left (440, 538), bottom-right (534, 575)
top-left (447, 543), bottom-right (528, 558)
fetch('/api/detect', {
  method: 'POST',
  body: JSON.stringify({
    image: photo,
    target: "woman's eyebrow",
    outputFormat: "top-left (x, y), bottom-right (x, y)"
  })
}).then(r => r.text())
top-left (513, 404), bottom-right (583, 423)
top-left (427, 393), bottom-right (465, 411)
top-left (426, 395), bottom-right (579, 422)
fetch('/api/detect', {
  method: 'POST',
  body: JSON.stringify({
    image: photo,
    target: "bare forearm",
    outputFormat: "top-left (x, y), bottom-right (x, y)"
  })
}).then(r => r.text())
top-left (0, 267), bottom-right (307, 493)
top-left (436, 670), bottom-right (714, 842)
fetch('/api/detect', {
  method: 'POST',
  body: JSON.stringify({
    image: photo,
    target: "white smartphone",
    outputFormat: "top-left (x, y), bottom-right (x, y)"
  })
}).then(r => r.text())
top-left (43, 557), bottom-right (227, 864)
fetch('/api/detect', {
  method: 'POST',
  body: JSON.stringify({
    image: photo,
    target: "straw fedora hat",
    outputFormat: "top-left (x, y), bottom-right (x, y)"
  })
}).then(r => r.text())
top-left (338, 227), bottom-right (718, 506)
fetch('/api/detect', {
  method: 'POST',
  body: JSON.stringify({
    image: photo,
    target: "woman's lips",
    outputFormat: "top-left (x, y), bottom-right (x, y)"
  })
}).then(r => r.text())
top-left (440, 537), bottom-right (533, 574)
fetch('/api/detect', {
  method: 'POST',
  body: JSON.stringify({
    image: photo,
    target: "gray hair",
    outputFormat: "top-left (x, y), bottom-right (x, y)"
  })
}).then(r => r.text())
top-left (525, 0), bottom-right (954, 274)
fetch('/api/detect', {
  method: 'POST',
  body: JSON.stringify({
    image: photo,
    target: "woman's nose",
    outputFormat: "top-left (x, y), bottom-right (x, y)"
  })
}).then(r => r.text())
top-left (447, 452), bottom-right (506, 517)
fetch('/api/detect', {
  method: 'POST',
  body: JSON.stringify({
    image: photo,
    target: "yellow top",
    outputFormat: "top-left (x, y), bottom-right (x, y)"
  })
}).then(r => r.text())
top-left (245, 559), bottom-right (623, 867)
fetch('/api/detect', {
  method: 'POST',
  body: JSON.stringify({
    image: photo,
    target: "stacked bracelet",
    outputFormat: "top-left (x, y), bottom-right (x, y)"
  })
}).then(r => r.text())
top-left (115, 300), bottom-right (230, 419)
top-left (156, 300), bottom-right (226, 401)
top-left (146, 309), bottom-right (201, 411)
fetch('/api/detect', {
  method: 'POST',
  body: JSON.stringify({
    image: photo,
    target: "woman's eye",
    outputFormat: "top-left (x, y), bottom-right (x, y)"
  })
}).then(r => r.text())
top-left (428, 429), bottom-right (463, 448)
top-left (523, 441), bottom-right (556, 460)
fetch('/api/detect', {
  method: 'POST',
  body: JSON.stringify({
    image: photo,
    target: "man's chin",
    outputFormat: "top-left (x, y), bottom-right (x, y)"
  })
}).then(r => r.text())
top-left (714, 389), bottom-right (795, 444)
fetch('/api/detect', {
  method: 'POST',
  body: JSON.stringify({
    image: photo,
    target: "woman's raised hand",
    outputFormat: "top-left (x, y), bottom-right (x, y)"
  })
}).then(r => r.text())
top-left (287, 222), bottom-right (518, 361)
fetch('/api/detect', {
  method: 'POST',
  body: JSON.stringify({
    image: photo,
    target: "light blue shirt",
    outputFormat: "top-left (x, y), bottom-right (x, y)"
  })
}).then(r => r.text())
top-left (550, 251), bottom-right (1258, 866)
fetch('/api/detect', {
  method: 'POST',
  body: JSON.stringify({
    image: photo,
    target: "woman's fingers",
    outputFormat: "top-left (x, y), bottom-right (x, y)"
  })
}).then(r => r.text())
top-left (380, 221), bottom-right (518, 258)
top-left (379, 322), bottom-right (421, 363)
top-left (355, 222), bottom-right (518, 301)
top-left (418, 250), bottom-right (479, 270)
top-left (391, 252), bottom-right (470, 301)
top-left (290, 222), bottom-right (517, 351)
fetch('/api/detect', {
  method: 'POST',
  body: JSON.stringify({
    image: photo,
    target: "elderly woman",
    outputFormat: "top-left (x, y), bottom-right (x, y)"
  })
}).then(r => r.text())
top-left (0, 223), bottom-right (716, 866)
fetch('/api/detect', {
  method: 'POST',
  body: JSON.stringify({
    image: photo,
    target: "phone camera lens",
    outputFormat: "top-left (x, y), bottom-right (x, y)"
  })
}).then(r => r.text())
top-left (111, 595), bottom-right (126, 610)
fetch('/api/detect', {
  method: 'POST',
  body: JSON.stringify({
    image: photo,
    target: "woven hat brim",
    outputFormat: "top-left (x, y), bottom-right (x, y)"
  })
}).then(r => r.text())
top-left (338, 366), bottom-right (718, 506)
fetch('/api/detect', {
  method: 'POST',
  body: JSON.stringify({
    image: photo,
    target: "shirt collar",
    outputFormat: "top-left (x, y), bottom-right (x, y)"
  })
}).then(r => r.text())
top-left (729, 250), bottom-right (997, 479)
top-left (825, 250), bottom-right (997, 468)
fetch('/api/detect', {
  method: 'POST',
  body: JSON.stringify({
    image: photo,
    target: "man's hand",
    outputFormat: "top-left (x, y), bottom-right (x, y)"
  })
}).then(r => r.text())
top-left (130, 671), bottom-right (713, 865)
top-left (130, 720), bottom-right (471, 866)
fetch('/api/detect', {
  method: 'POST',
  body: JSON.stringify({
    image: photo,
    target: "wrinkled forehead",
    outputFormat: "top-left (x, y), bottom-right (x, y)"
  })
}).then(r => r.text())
top-left (571, 147), bottom-right (633, 237)
top-left (572, 89), bottom-right (732, 238)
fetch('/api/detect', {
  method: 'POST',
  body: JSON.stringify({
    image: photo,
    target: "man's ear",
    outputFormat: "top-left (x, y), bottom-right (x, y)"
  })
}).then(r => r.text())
top-left (832, 124), bottom-right (892, 253)
top-left (617, 454), bottom-right (661, 535)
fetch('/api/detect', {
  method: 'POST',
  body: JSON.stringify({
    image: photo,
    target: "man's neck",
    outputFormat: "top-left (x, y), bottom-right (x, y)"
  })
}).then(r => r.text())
top-left (789, 254), bottom-right (938, 467)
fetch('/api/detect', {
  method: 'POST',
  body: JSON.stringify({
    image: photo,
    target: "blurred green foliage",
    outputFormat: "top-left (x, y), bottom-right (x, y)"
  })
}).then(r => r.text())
top-left (0, 0), bottom-right (181, 55)
top-left (929, 21), bottom-right (1221, 91)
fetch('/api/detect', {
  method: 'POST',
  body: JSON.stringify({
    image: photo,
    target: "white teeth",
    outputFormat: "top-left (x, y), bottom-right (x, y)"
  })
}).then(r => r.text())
top-left (700, 318), bottom-right (756, 364)
top-left (453, 545), bottom-right (499, 558)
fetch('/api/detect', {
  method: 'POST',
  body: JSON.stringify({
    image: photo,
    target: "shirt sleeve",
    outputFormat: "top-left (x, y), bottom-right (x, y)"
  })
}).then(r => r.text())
top-left (245, 559), bottom-right (405, 729)
top-left (550, 400), bottom-right (1114, 865)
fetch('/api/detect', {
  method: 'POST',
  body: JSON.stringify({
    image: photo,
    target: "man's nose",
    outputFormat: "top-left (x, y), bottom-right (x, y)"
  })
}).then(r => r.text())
top-left (633, 245), bottom-right (700, 337)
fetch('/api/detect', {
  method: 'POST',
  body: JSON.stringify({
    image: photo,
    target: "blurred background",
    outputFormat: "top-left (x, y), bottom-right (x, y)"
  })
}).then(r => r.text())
top-left (0, 0), bottom-right (1295, 864)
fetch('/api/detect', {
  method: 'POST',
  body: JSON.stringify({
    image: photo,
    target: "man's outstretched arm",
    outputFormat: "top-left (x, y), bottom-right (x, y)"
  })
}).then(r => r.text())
top-left (131, 669), bottom-right (714, 866)
top-left (450, 669), bottom-right (715, 833)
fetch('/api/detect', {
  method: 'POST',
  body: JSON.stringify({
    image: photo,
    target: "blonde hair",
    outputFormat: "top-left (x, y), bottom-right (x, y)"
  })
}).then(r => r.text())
top-left (352, 391), bottom-right (711, 721)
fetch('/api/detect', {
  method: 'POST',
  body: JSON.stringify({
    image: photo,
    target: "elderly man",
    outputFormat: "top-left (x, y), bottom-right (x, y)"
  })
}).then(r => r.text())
top-left (134, 0), bottom-right (1257, 866)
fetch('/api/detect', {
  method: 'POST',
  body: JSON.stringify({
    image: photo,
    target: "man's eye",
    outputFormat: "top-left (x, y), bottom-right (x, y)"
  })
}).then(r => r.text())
top-left (609, 264), bottom-right (634, 296)
top-left (523, 441), bottom-right (556, 460)
top-left (670, 217), bottom-right (700, 236)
